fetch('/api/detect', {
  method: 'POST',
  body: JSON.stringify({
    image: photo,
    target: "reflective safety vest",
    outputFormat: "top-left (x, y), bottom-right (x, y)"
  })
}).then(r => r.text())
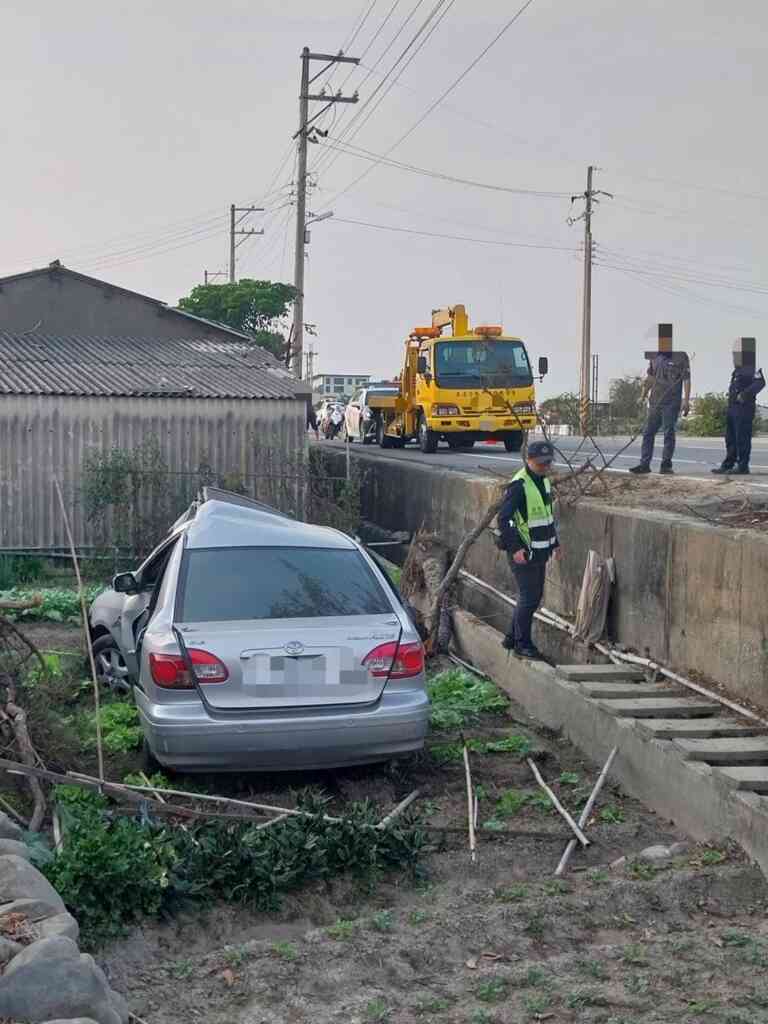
top-left (510, 467), bottom-right (557, 559)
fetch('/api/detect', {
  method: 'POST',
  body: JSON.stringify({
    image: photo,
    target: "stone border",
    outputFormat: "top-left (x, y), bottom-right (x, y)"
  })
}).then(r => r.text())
top-left (0, 813), bottom-right (128, 1024)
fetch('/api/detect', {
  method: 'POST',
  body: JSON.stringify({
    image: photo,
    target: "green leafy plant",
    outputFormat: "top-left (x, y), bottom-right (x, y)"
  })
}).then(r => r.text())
top-left (414, 994), bottom-right (452, 1014)
top-left (495, 789), bottom-right (530, 817)
top-left (430, 735), bottom-right (531, 764)
top-left (93, 702), bottom-right (142, 753)
top-left (599, 805), bottom-right (625, 824)
top-left (272, 941), bottom-right (298, 960)
top-left (558, 771), bottom-right (580, 786)
top-left (370, 909), bottom-right (394, 933)
top-left (0, 586), bottom-right (103, 624)
top-left (409, 909), bottom-right (429, 925)
top-left (476, 977), bottom-right (508, 1003)
top-left (523, 991), bottom-right (552, 1015)
top-left (700, 848), bottom-right (727, 865)
top-left (327, 919), bottom-right (357, 941)
top-left (495, 884), bottom-right (528, 902)
top-left (426, 669), bottom-right (507, 729)
top-left (365, 997), bottom-right (390, 1021)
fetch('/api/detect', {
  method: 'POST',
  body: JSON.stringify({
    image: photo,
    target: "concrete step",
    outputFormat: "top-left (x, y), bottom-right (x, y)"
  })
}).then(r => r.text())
top-left (714, 767), bottom-right (768, 793)
top-left (580, 681), bottom-right (688, 700)
top-left (636, 718), bottom-right (766, 740)
top-left (595, 697), bottom-right (721, 719)
top-left (674, 737), bottom-right (768, 764)
top-left (557, 664), bottom-right (646, 682)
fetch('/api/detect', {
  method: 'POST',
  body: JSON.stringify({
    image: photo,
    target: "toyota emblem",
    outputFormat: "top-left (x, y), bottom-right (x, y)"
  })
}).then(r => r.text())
top-left (285, 641), bottom-right (304, 655)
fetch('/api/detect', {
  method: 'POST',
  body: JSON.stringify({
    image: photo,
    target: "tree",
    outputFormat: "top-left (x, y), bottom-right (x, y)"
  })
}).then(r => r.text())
top-left (608, 376), bottom-right (644, 424)
top-left (538, 393), bottom-right (580, 431)
top-left (682, 393), bottom-right (728, 436)
top-left (177, 280), bottom-right (297, 359)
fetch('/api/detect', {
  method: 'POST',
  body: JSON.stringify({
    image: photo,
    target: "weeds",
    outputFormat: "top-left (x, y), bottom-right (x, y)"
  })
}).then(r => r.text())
top-left (476, 977), bottom-right (508, 1003)
top-left (430, 735), bottom-right (531, 764)
top-left (567, 987), bottom-right (608, 1009)
top-left (414, 994), bottom-right (452, 1014)
top-left (577, 959), bottom-right (608, 980)
top-left (370, 910), bottom-right (394, 933)
top-left (0, 586), bottom-right (102, 624)
top-left (272, 941), bottom-right (298, 960)
top-left (327, 919), bottom-right (357, 941)
top-left (170, 959), bottom-right (194, 979)
top-left (700, 848), bottom-right (727, 865)
top-left (93, 701), bottom-right (142, 753)
top-left (222, 945), bottom-right (248, 967)
top-left (623, 974), bottom-right (650, 996)
top-left (409, 909), bottom-right (429, 925)
top-left (470, 1011), bottom-right (495, 1024)
top-left (621, 944), bottom-right (648, 966)
top-left (628, 861), bottom-right (657, 881)
top-left (587, 869), bottom-right (609, 884)
top-left (599, 805), bottom-right (625, 824)
top-left (541, 880), bottom-right (568, 896)
top-left (523, 991), bottom-right (552, 1015)
top-left (495, 884), bottom-right (528, 902)
top-left (426, 669), bottom-right (507, 729)
top-left (365, 997), bottom-right (390, 1021)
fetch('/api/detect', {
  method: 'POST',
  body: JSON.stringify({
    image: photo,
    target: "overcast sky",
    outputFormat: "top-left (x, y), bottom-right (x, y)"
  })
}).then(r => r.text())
top-left (3, 1), bottom-right (766, 398)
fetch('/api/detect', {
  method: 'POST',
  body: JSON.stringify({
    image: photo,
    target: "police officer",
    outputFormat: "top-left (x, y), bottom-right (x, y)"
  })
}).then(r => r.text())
top-left (712, 338), bottom-right (765, 476)
top-left (630, 350), bottom-right (691, 475)
top-left (497, 441), bottom-right (560, 659)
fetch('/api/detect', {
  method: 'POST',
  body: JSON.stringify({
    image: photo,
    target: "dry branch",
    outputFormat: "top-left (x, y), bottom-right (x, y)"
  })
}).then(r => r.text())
top-left (377, 789), bottom-right (419, 830)
top-left (555, 747), bottom-right (618, 876)
top-left (463, 741), bottom-right (477, 864)
top-left (527, 758), bottom-right (589, 848)
top-left (0, 596), bottom-right (43, 611)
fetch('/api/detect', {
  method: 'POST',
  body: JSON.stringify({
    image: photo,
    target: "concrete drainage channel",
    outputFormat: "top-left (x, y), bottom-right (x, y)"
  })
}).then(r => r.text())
top-left (451, 609), bottom-right (768, 877)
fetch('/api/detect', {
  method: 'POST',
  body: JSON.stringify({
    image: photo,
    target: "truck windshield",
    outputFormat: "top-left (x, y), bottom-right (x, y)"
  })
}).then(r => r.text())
top-left (434, 340), bottom-right (532, 387)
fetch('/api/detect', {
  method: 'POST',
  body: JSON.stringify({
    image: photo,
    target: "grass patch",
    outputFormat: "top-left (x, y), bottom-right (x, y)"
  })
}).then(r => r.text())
top-left (577, 958), bottom-right (608, 980)
top-left (272, 941), bottom-right (298, 960)
top-left (621, 944), bottom-right (649, 966)
top-left (495, 884), bottom-right (528, 902)
top-left (414, 994), bottom-right (453, 1014)
top-left (365, 997), bottom-right (390, 1021)
top-left (476, 977), bottom-right (508, 1003)
top-left (567, 987), bottom-right (608, 1009)
top-left (327, 919), bottom-right (358, 941)
top-left (370, 909), bottom-right (394, 933)
top-left (523, 991), bottom-right (552, 1015)
top-left (426, 668), bottom-right (507, 729)
top-left (430, 735), bottom-right (531, 764)
top-left (599, 805), bottom-right (625, 824)
top-left (409, 909), bottom-right (429, 925)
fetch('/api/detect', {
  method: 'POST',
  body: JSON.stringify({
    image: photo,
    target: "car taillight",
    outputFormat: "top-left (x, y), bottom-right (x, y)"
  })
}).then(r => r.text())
top-left (149, 649), bottom-right (229, 689)
top-left (363, 641), bottom-right (424, 680)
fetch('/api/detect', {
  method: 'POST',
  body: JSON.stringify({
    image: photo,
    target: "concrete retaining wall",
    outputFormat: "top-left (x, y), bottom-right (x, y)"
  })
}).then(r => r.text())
top-left (0, 814), bottom-right (127, 1024)
top-left (340, 450), bottom-right (768, 706)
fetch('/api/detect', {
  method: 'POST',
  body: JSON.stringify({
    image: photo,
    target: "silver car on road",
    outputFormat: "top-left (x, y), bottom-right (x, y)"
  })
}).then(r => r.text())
top-left (89, 490), bottom-right (429, 771)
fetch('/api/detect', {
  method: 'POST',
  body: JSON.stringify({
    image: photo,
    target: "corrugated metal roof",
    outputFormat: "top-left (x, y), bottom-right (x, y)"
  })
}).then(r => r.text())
top-left (0, 332), bottom-right (301, 399)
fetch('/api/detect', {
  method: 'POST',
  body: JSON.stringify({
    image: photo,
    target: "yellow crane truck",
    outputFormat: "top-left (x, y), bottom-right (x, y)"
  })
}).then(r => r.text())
top-left (367, 304), bottom-right (547, 454)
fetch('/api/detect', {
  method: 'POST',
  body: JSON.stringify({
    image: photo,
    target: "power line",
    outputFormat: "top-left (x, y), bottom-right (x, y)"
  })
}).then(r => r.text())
top-left (330, 215), bottom-right (578, 253)
top-left (324, 0), bottom-right (539, 206)
top-left (320, 136), bottom-right (570, 197)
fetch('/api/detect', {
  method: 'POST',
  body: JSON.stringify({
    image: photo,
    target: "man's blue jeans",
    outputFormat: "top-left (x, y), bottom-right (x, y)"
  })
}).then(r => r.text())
top-left (640, 401), bottom-right (681, 468)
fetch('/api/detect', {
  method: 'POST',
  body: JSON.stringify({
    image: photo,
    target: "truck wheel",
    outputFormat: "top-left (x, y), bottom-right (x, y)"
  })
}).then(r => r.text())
top-left (377, 417), bottom-right (395, 449)
top-left (503, 431), bottom-right (524, 452)
top-left (361, 421), bottom-right (373, 445)
top-left (418, 414), bottom-right (438, 454)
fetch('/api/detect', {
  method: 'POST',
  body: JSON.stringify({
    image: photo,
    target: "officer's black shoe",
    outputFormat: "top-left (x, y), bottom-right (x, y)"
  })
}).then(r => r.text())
top-left (711, 465), bottom-right (734, 474)
top-left (501, 635), bottom-right (516, 651)
top-left (515, 644), bottom-right (544, 661)
top-left (629, 464), bottom-right (651, 475)
top-left (734, 466), bottom-right (750, 475)
top-left (659, 464), bottom-right (674, 475)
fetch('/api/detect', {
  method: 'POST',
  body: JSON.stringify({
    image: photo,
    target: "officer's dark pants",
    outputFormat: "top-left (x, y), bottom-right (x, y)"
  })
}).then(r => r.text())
top-left (723, 407), bottom-right (754, 470)
top-left (640, 401), bottom-right (681, 468)
top-left (506, 557), bottom-right (547, 648)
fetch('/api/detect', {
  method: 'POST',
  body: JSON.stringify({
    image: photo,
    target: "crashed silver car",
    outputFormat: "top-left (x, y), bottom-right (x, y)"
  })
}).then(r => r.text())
top-left (89, 489), bottom-right (428, 771)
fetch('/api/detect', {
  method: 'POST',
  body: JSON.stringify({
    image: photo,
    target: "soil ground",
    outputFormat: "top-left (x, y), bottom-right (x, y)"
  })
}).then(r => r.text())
top-left (7, 626), bottom-right (768, 1024)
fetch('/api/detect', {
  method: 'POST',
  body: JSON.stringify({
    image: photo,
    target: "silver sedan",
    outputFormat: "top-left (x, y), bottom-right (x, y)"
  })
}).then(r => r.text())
top-left (89, 492), bottom-right (428, 771)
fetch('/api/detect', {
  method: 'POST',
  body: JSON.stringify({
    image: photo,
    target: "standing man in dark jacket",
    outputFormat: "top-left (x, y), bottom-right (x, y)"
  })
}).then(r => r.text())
top-left (712, 337), bottom-right (764, 475)
top-left (497, 441), bottom-right (560, 660)
top-left (629, 351), bottom-right (691, 475)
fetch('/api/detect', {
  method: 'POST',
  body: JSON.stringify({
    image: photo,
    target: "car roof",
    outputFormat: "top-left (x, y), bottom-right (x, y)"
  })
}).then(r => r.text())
top-left (184, 498), bottom-right (356, 551)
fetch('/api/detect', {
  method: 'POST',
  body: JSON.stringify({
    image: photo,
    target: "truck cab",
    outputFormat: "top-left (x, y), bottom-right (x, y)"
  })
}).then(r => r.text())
top-left (369, 304), bottom-right (545, 454)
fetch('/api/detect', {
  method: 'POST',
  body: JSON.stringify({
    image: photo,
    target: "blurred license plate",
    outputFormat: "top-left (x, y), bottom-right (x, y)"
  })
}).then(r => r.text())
top-left (270, 655), bottom-right (326, 683)
top-left (479, 419), bottom-right (494, 431)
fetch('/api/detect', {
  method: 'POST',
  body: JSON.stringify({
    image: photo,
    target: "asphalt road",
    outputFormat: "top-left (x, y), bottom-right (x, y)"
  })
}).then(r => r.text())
top-left (317, 434), bottom-right (768, 488)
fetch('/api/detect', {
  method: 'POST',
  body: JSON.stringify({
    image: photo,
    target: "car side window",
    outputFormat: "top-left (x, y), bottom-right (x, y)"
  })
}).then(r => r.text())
top-left (138, 537), bottom-right (178, 589)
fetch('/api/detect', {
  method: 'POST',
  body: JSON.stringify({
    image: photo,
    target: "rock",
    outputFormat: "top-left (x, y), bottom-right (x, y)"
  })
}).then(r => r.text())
top-left (667, 841), bottom-right (690, 857)
top-left (0, 855), bottom-right (65, 914)
top-left (38, 911), bottom-right (80, 942)
top-left (0, 936), bottom-right (22, 963)
top-left (0, 896), bottom-right (67, 925)
top-left (0, 812), bottom-right (23, 842)
top-left (609, 856), bottom-right (626, 870)
top-left (637, 843), bottom-right (682, 864)
top-left (0, 838), bottom-right (31, 860)
top-left (0, 936), bottom-right (128, 1024)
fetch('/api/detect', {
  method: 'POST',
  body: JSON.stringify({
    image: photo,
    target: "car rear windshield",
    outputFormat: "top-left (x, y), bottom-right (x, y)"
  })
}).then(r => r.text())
top-left (177, 546), bottom-right (393, 622)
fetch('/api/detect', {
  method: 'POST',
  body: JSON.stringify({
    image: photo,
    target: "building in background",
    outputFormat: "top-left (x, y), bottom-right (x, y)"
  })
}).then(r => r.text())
top-left (312, 372), bottom-right (371, 402)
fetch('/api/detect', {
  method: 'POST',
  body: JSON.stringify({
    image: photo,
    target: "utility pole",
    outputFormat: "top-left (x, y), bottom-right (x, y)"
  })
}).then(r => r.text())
top-left (229, 204), bottom-right (264, 283)
top-left (569, 167), bottom-right (612, 436)
top-left (291, 47), bottom-right (359, 378)
top-left (591, 352), bottom-right (599, 433)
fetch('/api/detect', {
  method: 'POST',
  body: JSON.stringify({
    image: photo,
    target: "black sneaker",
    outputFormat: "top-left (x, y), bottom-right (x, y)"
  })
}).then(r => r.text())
top-left (629, 464), bottom-right (651, 475)
top-left (659, 464), bottom-right (674, 475)
top-left (515, 645), bottom-right (544, 661)
top-left (711, 466), bottom-right (734, 475)
top-left (734, 466), bottom-right (750, 475)
top-left (501, 635), bottom-right (516, 651)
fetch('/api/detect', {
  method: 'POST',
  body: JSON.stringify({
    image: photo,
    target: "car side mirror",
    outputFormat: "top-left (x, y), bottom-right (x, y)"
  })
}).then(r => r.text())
top-left (538, 356), bottom-right (549, 377)
top-left (417, 356), bottom-right (428, 374)
top-left (113, 572), bottom-right (138, 594)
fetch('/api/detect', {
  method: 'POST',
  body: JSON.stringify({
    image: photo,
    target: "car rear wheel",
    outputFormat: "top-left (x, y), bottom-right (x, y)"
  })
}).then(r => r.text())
top-left (418, 414), bottom-right (438, 454)
top-left (503, 431), bottom-right (524, 453)
top-left (92, 635), bottom-right (131, 695)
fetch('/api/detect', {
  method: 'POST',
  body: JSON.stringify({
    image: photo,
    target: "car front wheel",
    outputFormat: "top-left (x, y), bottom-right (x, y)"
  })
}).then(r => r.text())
top-left (92, 635), bottom-right (132, 695)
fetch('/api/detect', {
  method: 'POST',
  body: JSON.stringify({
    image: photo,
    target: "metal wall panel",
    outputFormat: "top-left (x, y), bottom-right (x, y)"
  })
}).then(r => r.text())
top-left (0, 395), bottom-right (306, 548)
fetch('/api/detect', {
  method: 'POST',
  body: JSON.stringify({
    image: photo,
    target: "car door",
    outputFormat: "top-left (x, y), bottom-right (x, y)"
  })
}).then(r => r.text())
top-left (119, 535), bottom-right (180, 679)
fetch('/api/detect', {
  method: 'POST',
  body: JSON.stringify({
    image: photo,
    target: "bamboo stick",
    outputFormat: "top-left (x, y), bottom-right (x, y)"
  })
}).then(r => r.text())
top-left (54, 478), bottom-right (104, 782)
top-left (463, 743), bottom-right (477, 864)
top-left (527, 759), bottom-right (589, 848)
top-left (376, 789), bottom-right (420, 830)
top-left (554, 747), bottom-right (618, 877)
